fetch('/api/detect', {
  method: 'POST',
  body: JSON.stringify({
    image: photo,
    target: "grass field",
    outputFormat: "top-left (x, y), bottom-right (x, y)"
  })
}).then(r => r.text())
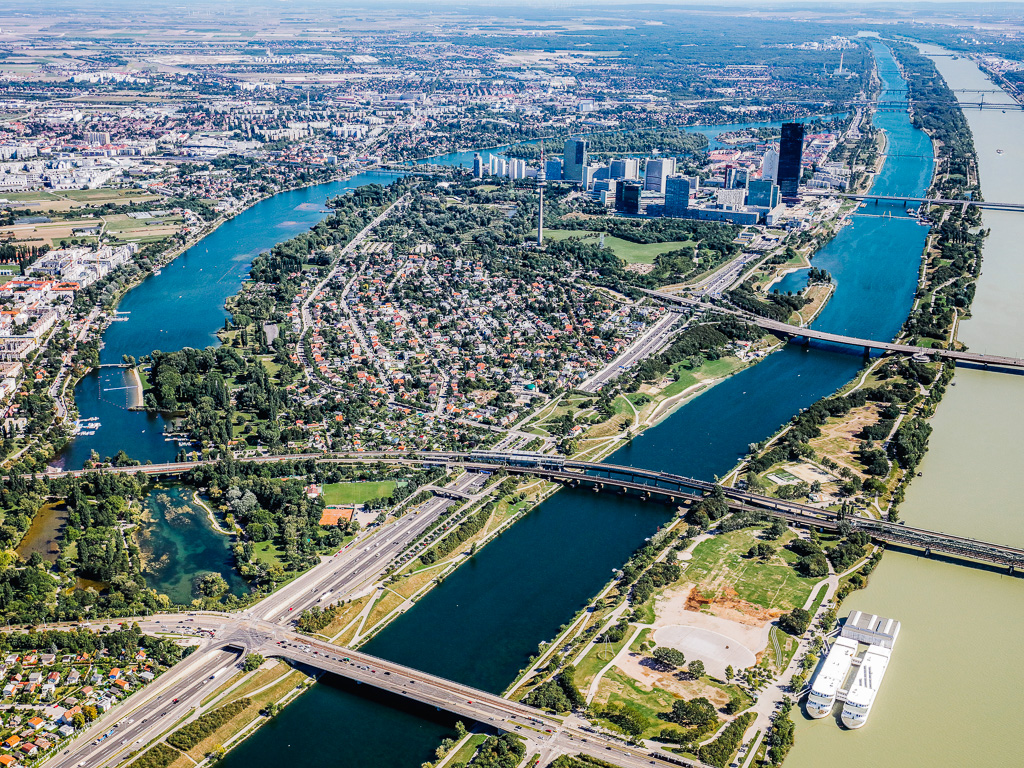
top-left (322, 480), bottom-right (398, 506)
top-left (684, 527), bottom-right (820, 613)
top-left (543, 229), bottom-right (695, 264)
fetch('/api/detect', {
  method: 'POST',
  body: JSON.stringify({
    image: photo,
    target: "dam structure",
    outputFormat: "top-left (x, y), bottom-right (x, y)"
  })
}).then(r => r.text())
top-left (807, 611), bottom-right (901, 729)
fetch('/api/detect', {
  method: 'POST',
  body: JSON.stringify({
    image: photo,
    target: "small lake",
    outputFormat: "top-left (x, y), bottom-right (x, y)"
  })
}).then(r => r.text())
top-left (138, 484), bottom-right (248, 604)
top-left (16, 501), bottom-right (68, 563)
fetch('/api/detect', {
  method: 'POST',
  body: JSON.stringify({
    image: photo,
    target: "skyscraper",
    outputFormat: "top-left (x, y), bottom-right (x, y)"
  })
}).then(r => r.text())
top-left (609, 158), bottom-right (640, 180)
top-left (615, 182), bottom-right (642, 214)
top-left (664, 175), bottom-right (693, 217)
top-left (563, 138), bottom-right (588, 183)
top-left (778, 123), bottom-right (805, 198)
top-left (747, 179), bottom-right (780, 209)
top-left (472, 153), bottom-right (484, 178)
top-left (643, 157), bottom-right (675, 194)
top-left (545, 158), bottom-right (563, 181)
top-left (762, 146), bottom-right (779, 182)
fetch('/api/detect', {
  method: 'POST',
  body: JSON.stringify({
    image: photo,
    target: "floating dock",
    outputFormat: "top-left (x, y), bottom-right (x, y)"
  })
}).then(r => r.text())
top-left (806, 611), bottom-right (900, 729)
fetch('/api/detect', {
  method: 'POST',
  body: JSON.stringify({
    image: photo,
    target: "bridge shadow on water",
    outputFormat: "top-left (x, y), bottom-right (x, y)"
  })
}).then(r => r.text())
top-left (883, 543), bottom-right (1023, 577)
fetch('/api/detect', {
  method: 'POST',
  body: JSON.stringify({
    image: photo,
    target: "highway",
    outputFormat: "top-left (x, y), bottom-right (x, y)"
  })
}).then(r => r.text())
top-left (643, 289), bottom-right (1024, 371)
top-left (248, 470), bottom-right (489, 623)
top-left (579, 310), bottom-right (683, 393)
top-left (49, 612), bottom-right (704, 768)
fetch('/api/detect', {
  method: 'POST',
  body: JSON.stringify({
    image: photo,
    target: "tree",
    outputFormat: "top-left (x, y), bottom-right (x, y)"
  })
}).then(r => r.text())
top-left (688, 659), bottom-right (705, 679)
top-left (667, 696), bottom-right (717, 728)
top-left (243, 653), bottom-right (264, 672)
top-left (779, 608), bottom-right (811, 636)
top-left (652, 647), bottom-right (686, 669)
top-left (725, 665), bottom-right (734, 680)
top-left (747, 542), bottom-right (775, 560)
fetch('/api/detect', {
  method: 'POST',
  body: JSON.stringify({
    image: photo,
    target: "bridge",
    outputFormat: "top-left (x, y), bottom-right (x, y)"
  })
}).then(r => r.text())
top-left (644, 290), bottom-right (1024, 373)
top-left (805, 190), bottom-right (1024, 212)
top-left (40, 450), bottom-right (1024, 572)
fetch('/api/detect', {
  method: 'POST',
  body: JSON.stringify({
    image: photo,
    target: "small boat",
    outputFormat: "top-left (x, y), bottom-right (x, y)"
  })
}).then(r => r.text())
top-left (996, 149), bottom-right (1004, 154)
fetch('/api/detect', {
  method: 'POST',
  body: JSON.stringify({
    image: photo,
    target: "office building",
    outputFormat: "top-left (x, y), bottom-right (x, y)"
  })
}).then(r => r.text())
top-left (472, 153), bottom-right (484, 178)
top-left (747, 179), bottom-right (780, 209)
top-left (609, 158), bottom-right (640, 180)
top-left (726, 167), bottom-right (749, 189)
top-left (643, 157), bottom-right (675, 194)
top-left (778, 123), bottom-right (805, 198)
top-left (664, 175), bottom-right (693, 217)
top-left (716, 188), bottom-right (746, 211)
top-left (762, 146), bottom-right (779, 181)
top-left (616, 182), bottom-right (642, 214)
top-left (545, 159), bottom-right (563, 181)
top-left (563, 138), bottom-right (588, 183)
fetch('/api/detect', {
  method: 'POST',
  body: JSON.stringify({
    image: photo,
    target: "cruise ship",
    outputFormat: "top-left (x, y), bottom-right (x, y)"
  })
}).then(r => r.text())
top-left (841, 645), bottom-right (892, 729)
top-left (806, 636), bottom-right (858, 718)
top-left (806, 610), bottom-right (900, 729)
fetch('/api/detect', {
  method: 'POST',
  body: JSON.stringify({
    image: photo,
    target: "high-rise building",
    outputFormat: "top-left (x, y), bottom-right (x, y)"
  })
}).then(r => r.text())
top-left (508, 158), bottom-right (528, 180)
top-left (563, 138), bottom-right (588, 183)
top-left (472, 153), bottom-right (484, 178)
top-left (616, 182), bottom-right (643, 214)
top-left (778, 123), bottom-right (805, 198)
top-left (86, 131), bottom-right (111, 145)
top-left (545, 159), bottom-right (563, 181)
top-left (762, 146), bottom-right (779, 181)
top-left (747, 179), bottom-right (781, 209)
top-left (726, 167), bottom-right (749, 189)
top-left (609, 158), bottom-right (640, 180)
top-left (643, 157), bottom-right (675, 194)
top-left (664, 175), bottom-right (693, 217)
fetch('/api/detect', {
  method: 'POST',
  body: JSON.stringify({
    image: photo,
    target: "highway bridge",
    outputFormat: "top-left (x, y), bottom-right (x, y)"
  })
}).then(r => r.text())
top-left (645, 290), bottom-right (1024, 372)
top-left (39, 450), bottom-right (1024, 571)
top-left (805, 190), bottom-right (1024, 212)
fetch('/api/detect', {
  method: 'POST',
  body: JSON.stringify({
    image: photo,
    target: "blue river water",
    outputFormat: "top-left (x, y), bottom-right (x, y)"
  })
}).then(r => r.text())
top-left (213, 42), bottom-right (934, 768)
top-left (55, 172), bottom-right (403, 469)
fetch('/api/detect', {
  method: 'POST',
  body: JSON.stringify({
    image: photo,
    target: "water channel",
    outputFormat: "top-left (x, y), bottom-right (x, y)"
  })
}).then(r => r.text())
top-left (785, 45), bottom-right (1024, 768)
top-left (47, 39), bottom-right (1003, 767)
top-left (215, 41), bottom-right (946, 768)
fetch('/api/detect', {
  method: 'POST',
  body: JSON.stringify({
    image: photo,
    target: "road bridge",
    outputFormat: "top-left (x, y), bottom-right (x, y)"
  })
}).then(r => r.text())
top-left (805, 190), bottom-right (1024, 212)
top-left (37, 450), bottom-right (1024, 571)
top-left (644, 290), bottom-right (1024, 372)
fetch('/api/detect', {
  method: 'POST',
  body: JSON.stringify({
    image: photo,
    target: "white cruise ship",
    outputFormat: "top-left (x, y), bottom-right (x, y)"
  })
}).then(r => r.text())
top-left (806, 636), bottom-right (858, 718)
top-left (841, 645), bottom-right (892, 729)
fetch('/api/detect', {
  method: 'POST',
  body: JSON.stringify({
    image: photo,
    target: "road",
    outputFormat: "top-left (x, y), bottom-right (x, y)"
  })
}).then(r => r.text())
top-left (579, 311), bottom-right (682, 393)
top-left (51, 612), bottom-right (704, 768)
top-left (41, 469), bottom-right (498, 768)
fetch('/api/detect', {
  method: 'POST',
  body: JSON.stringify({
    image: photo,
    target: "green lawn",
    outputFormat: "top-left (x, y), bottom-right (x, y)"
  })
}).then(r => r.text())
top-left (322, 480), bottom-right (399, 506)
top-left (543, 229), bottom-right (695, 264)
top-left (684, 527), bottom-right (820, 613)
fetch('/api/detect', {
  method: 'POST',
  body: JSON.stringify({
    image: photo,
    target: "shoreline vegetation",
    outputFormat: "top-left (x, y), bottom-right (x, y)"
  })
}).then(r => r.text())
top-left (18, 42), bottom-right (989, 768)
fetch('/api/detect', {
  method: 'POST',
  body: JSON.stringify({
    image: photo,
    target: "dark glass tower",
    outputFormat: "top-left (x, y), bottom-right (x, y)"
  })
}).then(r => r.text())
top-left (778, 122), bottom-right (805, 198)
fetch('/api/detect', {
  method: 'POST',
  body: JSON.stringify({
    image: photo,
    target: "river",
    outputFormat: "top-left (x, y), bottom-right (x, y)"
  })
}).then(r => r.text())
top-left (54, 171), bottom-right (403, 470)
top-left (785, 45), bottom-right (1024, 768)
top-left (215, 41), bottom-right (942, 768)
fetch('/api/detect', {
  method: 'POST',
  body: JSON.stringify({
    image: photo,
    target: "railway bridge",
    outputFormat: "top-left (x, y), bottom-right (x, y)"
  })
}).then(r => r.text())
top-left (40, 450), bottom-right (1024, 572)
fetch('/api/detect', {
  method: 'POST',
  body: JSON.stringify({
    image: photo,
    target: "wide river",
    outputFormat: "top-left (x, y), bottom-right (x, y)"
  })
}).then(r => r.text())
top-left (785, 46), bottom-right (1024, 768)
top-left (208, 41), bottom-right (955, 768)
top-left (56, 40), bottom-right (1012, 767)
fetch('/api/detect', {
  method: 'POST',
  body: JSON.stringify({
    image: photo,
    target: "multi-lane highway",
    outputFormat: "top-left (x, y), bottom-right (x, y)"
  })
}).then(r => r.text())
top-left (41, 470), bottom-right (498, 768)
top-left (579, 310), bottom-right (683, 393)
top-left (49, 611), bottom-right (703, 768)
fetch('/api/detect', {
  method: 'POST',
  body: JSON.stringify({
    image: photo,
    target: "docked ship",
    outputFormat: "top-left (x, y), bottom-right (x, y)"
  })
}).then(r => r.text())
top-left (806, 610), bottom-right (900, 729)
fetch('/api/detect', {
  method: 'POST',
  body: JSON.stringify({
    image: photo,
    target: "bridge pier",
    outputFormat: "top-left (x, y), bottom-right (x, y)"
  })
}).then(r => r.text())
top-left (925, 547), bottom-right (931, 557)
top-left (863, 346), bottom-right (872, 361)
